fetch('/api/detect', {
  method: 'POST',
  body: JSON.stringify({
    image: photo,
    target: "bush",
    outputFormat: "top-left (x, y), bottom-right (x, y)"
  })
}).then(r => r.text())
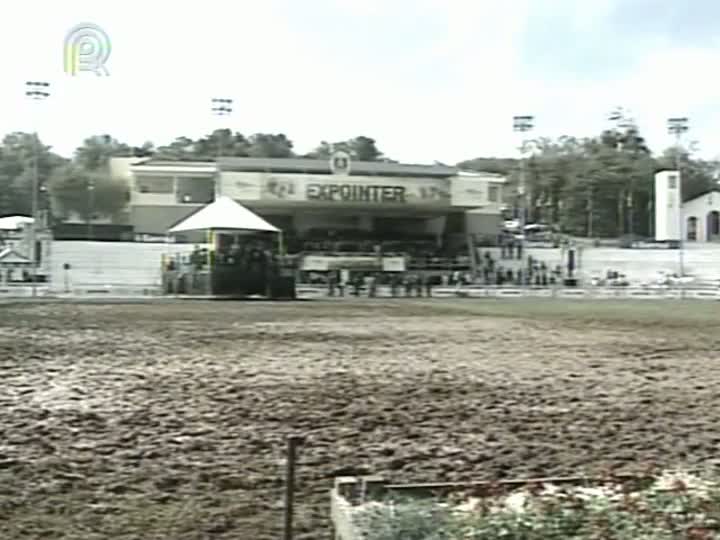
top-left (352, 472), bottom-right (720, 540)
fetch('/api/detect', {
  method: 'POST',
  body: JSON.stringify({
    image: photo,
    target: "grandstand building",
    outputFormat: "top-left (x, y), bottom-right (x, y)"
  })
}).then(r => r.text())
top-left (111, 156), bottom-right (506, 269)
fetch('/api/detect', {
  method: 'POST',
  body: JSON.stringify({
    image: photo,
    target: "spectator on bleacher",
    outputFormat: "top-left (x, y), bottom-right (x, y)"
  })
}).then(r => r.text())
top-left (423, 274), bottom-right (432, 297)
top-left (403, 274), bottom-right (413, 297)
top-left (412, 274), bottom-right (421, 297)
top-left (366, 274), bottom-right (376, 297)
top-left (327, 271), bottom-right (337, 297)
top-left (190, 245), bottom-right (204, 270)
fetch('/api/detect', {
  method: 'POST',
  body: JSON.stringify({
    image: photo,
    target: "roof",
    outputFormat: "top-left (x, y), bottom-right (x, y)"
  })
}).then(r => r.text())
top-left (683, 189), bottom-right (720, 205)
top-left (131, 160), bottom-right (217, 176)
top-left (457, 170), bottom-right (507, 182)
top-left (217, 157), bottom-right (458, 178)
top-left (130, 158), bottom-right (506, 181)
top-left (0, 247), bottom-right (31, 264)
top-left (167, 196), bottom-right (279, 234)
top-left (136, 160), bottom-right (215, 168)
top-left (0, 215), bottom-right (33, 231)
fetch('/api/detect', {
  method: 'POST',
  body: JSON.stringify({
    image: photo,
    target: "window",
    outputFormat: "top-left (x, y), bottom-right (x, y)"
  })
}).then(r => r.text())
top-left (135, 176), bottom-right (173, 194)
top-left (687, 216), bottom-right (698, 241)
top-left (667, 175), bottom-right (677, 189)
top-left (488, 185), bottom-right (500, 202)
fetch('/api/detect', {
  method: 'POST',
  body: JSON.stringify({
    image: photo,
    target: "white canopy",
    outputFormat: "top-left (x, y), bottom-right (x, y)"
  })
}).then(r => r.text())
top-left (167, 196), bottom-right (279, 234)
top-left (0, 247), bottom-right (31, 265)
top-left (0, 215), bottom-right (33, 231)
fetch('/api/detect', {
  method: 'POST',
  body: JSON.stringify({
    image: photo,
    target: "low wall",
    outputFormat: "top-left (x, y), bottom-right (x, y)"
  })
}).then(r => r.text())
top-left (476, 245), bottom-right (720, 282)
top-left (1, 284), bottom-right (718, 301)
top-left (434, 286), bottom-right (720, 300)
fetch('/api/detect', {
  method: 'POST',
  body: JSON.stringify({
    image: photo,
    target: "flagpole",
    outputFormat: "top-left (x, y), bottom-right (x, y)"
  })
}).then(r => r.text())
top-left (206, 229), bottom-right (214, 295)
top-left (278, 231), bottom-right (285, 257)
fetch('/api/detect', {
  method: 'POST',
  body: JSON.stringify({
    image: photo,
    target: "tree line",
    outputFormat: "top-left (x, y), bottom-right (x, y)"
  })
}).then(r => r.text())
top-left (0, 118), bottom-right (717, 239)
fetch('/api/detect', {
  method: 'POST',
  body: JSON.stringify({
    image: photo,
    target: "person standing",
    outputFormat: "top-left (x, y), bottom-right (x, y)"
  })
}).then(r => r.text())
top-left (404, 274), bottom-right (413, 297)
top-left (424, 274), bottom-right (433, 297)
top-left (327, 271), bottom-right (337, 297)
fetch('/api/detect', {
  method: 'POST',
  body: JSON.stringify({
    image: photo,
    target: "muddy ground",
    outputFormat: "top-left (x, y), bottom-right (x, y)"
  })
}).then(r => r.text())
top-left (2, 298), bottom-right (720, 539)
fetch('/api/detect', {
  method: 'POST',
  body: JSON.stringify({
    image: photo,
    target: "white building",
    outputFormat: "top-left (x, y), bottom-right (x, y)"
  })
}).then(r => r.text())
top-left (682, 189), bottom-right (720, 242)
top-left (111, 157), bottom-right (507, 244)
top-left (654, 170), bottom-right (681, 241)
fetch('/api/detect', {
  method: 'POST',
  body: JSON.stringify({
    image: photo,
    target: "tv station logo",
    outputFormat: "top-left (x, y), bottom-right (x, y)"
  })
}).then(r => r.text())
top-left (63, 23), bottom-right (111, 76)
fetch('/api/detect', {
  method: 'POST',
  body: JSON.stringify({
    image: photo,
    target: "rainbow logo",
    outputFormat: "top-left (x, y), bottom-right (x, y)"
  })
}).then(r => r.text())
top-left (63, 23), bottom-right (111, 76)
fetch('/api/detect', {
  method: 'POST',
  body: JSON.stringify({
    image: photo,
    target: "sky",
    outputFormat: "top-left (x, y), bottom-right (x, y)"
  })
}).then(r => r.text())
top-left (1, 0), bottom-right (718, 164)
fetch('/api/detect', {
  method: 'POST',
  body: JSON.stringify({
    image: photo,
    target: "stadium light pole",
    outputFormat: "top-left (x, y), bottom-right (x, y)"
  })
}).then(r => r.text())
top-left (87, 178), bottom-right (95, 241)
top-left (211, 98), bottom-right (233, 198)
top-left (25, 81), bottom-right (50, 297)
top-left (512, 115), bottom-right (534, 259)
top-left (667, 117), bottom-right (689, 277)
top-left (608, 108), bottom-right (637, 235)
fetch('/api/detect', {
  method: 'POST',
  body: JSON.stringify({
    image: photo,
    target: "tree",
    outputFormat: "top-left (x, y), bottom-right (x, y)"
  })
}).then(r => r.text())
top-left (154, 137), bottom-right (199, 161)
top-left (74, 135), bottom-right (134, 170)
top-left (307, 136), bottom-right (385, 161)
top-left (457, 157), bottom-right (517, 176)
top-left (247, 133), bottom-right (294, 158)
top-left (459, 122), bottom-right (663, 238)
top-left (48, 164), bottom-right (129, 221)
top-left (132, 141), bottom-right (155, 158)
top-left (0, 132), bottom-right (66, 217)
top-left (193, 130), bottom-right (250, 159)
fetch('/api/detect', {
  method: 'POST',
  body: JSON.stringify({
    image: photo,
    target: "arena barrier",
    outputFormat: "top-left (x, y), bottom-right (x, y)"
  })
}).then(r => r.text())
top-left (295, 285), bottom-right (720, 300)
top-left (296, 287), bottom-right (328, 299)
top-left (0, 286), bottom-right (52, 298)
top-left (429, 286), bottom-right (720, 300)
top-left (62, 285), bottom-right (162, 297)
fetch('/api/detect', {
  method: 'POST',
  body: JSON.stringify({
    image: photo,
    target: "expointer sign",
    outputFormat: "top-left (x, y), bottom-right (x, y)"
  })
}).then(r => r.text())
top-left (305, 183), bottom-right (406, 203)
top-left (218, 171), bottom-right (455, 206)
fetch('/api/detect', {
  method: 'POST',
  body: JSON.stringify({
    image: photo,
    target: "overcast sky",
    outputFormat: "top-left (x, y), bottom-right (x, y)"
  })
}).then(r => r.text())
top-left (1, 0), bottom-right (718, 164)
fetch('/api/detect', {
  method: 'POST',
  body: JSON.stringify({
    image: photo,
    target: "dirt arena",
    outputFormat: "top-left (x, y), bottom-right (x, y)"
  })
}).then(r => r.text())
top-left (2, 298), bottom-right (720, 539)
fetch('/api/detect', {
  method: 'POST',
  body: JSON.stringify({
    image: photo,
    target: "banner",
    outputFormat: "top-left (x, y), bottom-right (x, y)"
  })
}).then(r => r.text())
top-left (382, 257), bottom-right (405, 272)
top-left (450, 176), bottom-right (504, 207)
top-left (301, 255), bottom-right (406, 272)
top-left (220, 172), bottom-right (262, 200)
top-left (218, 172), bottom-right (451, 207)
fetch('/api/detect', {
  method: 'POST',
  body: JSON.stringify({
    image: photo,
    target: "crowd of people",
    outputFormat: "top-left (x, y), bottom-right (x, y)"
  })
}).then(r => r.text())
top-left (164, 241), bottom-right (275, 274)
top-left (325, 271), bottom-right (445, 297)
top-left (474, 251), bottom-right (565, 286)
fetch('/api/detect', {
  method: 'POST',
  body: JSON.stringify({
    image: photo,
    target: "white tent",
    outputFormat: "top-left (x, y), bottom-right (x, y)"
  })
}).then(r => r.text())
top-left (167, 196), bottom-right (279, 234)
top-left (0, 247), bottom-right (31, 265)
top-left (0, 216), bottom-right (33, 231)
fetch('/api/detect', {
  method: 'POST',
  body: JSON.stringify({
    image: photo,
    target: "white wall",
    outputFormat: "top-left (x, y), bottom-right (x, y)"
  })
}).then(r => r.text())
top-left (476, 245), bottom-right (720, 282)
top-left (655, 171), bottom-right (681, 241)
top-left (49, 241), bottom-right (197, 288)
top-left (682, 191), bottom-right (720, 242)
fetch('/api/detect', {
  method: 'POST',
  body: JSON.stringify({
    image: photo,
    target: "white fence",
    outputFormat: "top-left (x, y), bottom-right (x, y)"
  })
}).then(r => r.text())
top-left (316, 285), bottom-right (720, 300)
top-left (431, 286), bottom-right (720, 300)
top-left (479, 245), bottom-right (720, 283)
top-left (0, 285), bottom-right (718, 301)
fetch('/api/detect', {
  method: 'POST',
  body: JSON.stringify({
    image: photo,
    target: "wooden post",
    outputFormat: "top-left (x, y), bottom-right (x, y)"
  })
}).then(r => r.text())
top-left (284, 435), bottom-right (304, 540)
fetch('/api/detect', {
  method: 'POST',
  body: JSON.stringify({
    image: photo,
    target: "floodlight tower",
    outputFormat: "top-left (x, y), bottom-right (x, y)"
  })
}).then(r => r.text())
top-left (25, 81), bottom-right (50, 297)
top-left (211, 98), bottom-right (233, 197)
top-left (667, 117), bottom-right (689, 276)
top-left (512, 115), bottom-right (534, 247)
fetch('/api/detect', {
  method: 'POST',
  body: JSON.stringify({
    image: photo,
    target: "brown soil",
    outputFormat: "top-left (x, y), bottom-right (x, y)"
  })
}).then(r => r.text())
top-left (2, 299), bottom-right (720, 539)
